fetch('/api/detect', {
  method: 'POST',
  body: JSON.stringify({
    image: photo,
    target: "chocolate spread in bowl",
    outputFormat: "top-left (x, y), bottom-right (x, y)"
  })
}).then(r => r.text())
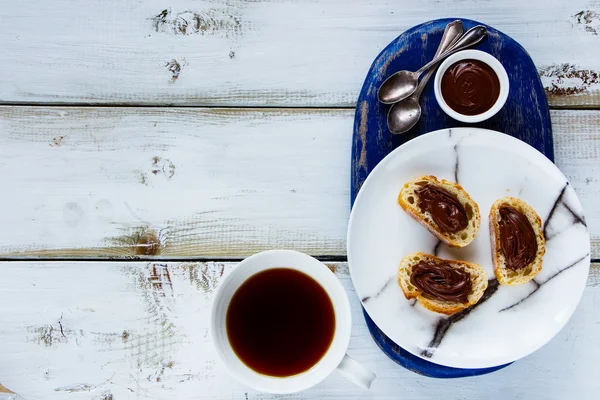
top-left (498, 206), bottom-right (538, 270)
top-left (410, 260), bottom-right (472, 303)
top-left (441, 59), bottom-right (500, 116)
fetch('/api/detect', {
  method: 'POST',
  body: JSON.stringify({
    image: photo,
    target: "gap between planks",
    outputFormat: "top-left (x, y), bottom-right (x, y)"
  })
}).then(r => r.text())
top-left (0, 103), bottom-right (599, 111)
top-left (0, 257), bottom-right (597, 263)
top-left (0, 255), bottom-right (350, 263)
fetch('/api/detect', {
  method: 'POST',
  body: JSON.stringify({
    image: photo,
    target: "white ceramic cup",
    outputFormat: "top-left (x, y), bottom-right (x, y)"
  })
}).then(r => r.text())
top-left (434, 49), bottom-right (510, 123)
top-left (211, 250), bottom-right (376, 394)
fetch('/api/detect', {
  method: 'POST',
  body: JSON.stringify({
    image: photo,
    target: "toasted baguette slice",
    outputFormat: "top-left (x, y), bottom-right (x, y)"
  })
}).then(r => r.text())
top-left (398, 176), bottom-right (480, 247)
top-left (398, 252), bottom-right (488, 315)
top-left (489, 197), bottom-right (545, 285)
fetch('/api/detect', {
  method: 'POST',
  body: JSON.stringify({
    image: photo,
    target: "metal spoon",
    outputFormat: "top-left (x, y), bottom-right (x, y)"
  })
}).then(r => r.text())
top-left (387, 21), bottom-right (464, 134)
top-left (377, 25), bottom-right (487, 104)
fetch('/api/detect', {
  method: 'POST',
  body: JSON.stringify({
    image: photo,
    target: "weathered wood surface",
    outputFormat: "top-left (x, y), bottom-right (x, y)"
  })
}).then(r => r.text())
top-left (2, 1), bottom-right (600, 397)
top-left (1, 0), bottom-right (600, 107)
top-left (0, 261), bottom-right (598, 400)
top-left (0, 107), bottom-right (598, 259)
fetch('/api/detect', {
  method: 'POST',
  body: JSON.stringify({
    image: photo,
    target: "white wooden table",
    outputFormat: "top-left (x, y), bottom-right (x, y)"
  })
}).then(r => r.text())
top-left (1, 1), bottom-right (599, 399)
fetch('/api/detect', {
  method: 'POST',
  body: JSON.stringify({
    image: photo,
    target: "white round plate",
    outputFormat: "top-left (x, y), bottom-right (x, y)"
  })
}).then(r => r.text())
top-left (347, 128), bottom-right (590, 369)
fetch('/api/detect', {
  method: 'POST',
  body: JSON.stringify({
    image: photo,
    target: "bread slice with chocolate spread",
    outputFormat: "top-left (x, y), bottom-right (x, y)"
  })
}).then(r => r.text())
top-left (398, 176), bottom-right (480, 247)
top-left (398, 252), bottom-right (488, 315)
top-left (489, 197), bottom-right (545, 285)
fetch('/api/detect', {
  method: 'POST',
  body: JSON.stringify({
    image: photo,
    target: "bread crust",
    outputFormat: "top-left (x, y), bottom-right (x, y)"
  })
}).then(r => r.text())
top-left (398, 175), bottom-right (480, 248)
top-left (398, 252), bottom-right (488, 315)
top-left (489, 197), bottom-right (545, 285)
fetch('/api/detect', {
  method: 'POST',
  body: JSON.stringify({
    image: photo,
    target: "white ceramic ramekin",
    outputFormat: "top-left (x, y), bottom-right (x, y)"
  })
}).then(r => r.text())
top-left (434, 49), bottom-right (509, 123)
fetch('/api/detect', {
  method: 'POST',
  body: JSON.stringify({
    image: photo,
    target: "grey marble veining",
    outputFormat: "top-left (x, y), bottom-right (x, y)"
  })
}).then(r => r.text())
top-left (347, 128), bottom-right (591, 369)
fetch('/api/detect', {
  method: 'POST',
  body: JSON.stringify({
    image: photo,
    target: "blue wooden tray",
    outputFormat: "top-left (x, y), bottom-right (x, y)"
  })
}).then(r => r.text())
top-left (350, 18), bottom-right (553, 378)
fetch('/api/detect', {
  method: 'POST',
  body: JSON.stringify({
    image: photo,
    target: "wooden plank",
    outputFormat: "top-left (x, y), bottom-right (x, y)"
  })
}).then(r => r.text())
top-left (1, 0), bottom-right (600, 107)
top-left (0, 261), bottom-right (598, 399)
top-left (0, 106), bottom-right (351, 258)
top-left (553, 110), bottom-right (600, 258)
top-left (0, 107), bottom-right (598, 259)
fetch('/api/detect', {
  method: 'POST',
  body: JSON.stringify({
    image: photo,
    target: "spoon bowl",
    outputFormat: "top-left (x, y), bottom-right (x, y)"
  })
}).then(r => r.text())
top-left (387, 97), bottom-right (421, 133)
top-left (378, 71), bottom-right (418, 105)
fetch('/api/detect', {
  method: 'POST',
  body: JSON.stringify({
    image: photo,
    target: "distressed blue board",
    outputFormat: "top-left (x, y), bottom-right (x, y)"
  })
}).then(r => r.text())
top-left (351, 18), bottom-right (553, 378)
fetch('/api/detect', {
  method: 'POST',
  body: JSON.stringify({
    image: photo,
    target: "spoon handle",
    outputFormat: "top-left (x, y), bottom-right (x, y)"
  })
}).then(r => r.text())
top-left (416, 25), bottom-right (487, 76)
top-left (436, 20), bottom-right (464, 58)
top-left (413, 20), bottom-right (463, 98)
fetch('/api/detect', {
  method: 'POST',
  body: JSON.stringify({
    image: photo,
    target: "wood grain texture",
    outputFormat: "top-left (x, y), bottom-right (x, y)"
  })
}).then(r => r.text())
top-left (0, 107), bottom-right (598, 258)
top-left (1, 0), bottom-right (600, 107)
top-left (0, 385), bottom-right (13, 394)
top-left (0, 106), bottom-right (351, 258)
top-left (0, 261), bottom-right (598, 399)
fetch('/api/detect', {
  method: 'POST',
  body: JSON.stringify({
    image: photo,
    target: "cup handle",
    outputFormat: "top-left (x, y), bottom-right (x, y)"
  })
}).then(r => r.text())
top-left (336, 354), bottom-right (376, 390)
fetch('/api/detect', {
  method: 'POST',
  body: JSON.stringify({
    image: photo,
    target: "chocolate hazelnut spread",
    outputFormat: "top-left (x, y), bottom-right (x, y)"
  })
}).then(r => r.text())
top-left (415, 184), bottom-right (468, 233)
top-left (498, 206), bottom-right (538, 270)
top-left (441, 59), bottom-right (500, 116)
top-left (410, 260), bottom-right (472, 303)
